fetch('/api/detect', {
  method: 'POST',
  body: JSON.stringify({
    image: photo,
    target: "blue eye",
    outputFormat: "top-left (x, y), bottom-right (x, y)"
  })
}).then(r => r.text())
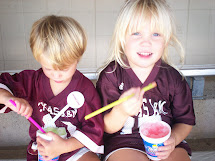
top-left (153, 33), bottom-right (160, 36)
top-left (133, 32), bottom-right (140, 36)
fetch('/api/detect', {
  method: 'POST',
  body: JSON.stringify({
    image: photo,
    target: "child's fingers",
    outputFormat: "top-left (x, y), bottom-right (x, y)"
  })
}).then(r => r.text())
top-left (39, 152), bottom-right (50, 161)
top-left (37, 141), bottom-right (45, 155)
top-left (13, 101), bottom-right (21, 113)
top-left (133, 87), bottom-right (144, 98)
top-left (19, 105), bottom-right (29, 116)
top-left (37, 136), bottom-right (49, 147)
top-left (11, 99), bottom-right (33, 118)
top-left (117, 87), bottom-right (144, 116)
top-left (140, 87), bottom-right (145, 97)
top-left (15, 100), bottom-right (27, 115)
top-left (156, 151), bottom-right (169, 160)
top-left (158, 144), bottom-right (172, 152)
top-left (19, 104), bottom-right (27, 115)
top-left (134, 87), bottom-right (145, 103)
top-left (46, 132), bottom-right (58, 140)
top-left (23, 106), bottom-right (33, 118)
top-left (157, 143), bottom-right (175, 159)
top-left (8, 100), bottom-right (17, 112)
top-left (43, 155), bottom-right (51, 161)
top-left (156, 147), bottom-right (171, 159)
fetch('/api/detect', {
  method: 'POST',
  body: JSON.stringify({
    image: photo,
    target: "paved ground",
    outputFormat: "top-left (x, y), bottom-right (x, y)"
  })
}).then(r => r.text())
top-left (0, 152), bottom-right (215, 161)
top-left (1, 151), bottom-right (215, 161)
top-left (0, 138), bottom-right (215, 161)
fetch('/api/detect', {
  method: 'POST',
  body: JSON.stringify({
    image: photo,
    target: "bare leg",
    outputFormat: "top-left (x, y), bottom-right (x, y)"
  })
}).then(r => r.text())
top-left (78, 151), bottom-right (100, 161)
top-left (157, 148), bottom-right (191, 161)
top-left (107, 149), bottom-right (150, 161)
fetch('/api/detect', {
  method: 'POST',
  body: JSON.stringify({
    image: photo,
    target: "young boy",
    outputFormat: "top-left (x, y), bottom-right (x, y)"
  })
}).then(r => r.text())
top-left (0, 15), bottom-right (103, 161)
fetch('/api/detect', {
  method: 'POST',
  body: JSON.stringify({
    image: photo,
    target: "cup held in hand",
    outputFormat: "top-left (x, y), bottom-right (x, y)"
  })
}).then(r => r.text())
top-left (36, 127), bottom-right (67, 161)
top-left (139, 121), bottom-right (171, 160)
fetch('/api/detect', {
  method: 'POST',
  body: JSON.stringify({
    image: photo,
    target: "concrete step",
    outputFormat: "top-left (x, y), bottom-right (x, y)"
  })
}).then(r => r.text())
top-left (192, 151), bottom-right (215, 161)
top-left (1, 153), bottom-right (215, 161)
top-left (0, 159), bottom-right (25, 160)
top-left (0, 138), bottom-right (215, 160)
top-left (0, 145), bottom-right (26, 160)
top-left (187, 138), bottom-right (215, 151)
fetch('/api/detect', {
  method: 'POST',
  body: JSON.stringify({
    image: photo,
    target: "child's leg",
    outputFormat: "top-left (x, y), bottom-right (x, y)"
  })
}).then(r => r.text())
top-left (78, 151), bottom-right (100, 161)
top-left (159, 147), bottom-right (191, 161)
top-left (107, 149), bottom-right (149, 161)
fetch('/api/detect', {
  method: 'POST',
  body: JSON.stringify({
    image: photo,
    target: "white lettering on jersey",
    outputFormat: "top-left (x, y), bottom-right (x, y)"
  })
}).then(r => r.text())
top-left (38, 101), bottom-right (77, 118)
top-left (141, 98), bottom-right (167, 117)
top-left (138, 98), bottom-right (149, 117)
top-left (43, 114), bottom-right (56, 128)
top-left (120, 98), bottom-right (167, 135)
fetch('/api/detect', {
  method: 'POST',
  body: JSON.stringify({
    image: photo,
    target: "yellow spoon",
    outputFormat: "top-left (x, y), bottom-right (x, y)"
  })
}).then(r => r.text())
top-left (85, 82), bottom-right (157, 120)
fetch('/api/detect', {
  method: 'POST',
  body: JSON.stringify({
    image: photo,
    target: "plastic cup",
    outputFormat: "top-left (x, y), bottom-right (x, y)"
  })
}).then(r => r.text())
top-left (139, 121), bottom-right (171, 160)
top-left (36, 127), bottom-right (67, 161)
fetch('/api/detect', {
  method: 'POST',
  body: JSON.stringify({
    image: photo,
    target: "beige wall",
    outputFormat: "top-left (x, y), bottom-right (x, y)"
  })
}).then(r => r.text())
top-left (0, 0), bottom-right (215, 71)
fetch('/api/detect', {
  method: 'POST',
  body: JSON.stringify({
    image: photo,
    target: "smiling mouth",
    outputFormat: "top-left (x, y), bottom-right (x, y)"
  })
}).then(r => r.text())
top-left (137, 52), bottom-right (152, 56)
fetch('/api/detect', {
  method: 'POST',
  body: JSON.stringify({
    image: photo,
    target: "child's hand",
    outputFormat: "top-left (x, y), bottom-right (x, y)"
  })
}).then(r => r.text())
top-left (156, 135), bottom-right (176, 160)
top-left (37, 132), bottom-right (67, 160)
top-left (117, 87), bottom-right (144, 117)
top-left (6, 97), bottom-right (33, 119)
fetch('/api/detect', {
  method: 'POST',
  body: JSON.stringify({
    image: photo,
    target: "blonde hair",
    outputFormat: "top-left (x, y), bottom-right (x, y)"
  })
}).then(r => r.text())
top-left (102, 0), bottom-right (184, 70)
top-left (30, 15), bottom-right (87, 70)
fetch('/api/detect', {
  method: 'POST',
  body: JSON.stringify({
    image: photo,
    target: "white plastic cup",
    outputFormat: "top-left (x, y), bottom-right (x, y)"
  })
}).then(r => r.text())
top-left (36, 127), bottom-right (67, 161)
top-left (139, 121), bottom-right (171, 160)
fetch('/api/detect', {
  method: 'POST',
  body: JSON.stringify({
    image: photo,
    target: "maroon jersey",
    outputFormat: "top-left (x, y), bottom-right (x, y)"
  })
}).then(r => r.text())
top-left (0, 69), bottom-right (104, 160)
top-left (96, 59), bottom-right (195, 159)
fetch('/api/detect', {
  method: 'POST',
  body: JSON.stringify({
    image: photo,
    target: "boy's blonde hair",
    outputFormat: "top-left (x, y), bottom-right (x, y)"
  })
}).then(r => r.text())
top-left (104, 0), bottom-right (184, 69)
top-left (30, 15), bottom-right (87, 70)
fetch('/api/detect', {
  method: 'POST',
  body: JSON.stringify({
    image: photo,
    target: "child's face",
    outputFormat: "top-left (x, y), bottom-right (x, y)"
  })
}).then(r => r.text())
top-left (124, 20), bottom-right (166, 70)
top-left (39, 55), bottom-right (77, 86)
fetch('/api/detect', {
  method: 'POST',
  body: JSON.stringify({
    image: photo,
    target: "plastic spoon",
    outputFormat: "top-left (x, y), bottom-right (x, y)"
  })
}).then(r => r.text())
top-left (84, 82), bottom-right (157, 120)
top-left (9, 99), bottom-right (46, 133)
top-left (45, 91), bottom-right (85, 128)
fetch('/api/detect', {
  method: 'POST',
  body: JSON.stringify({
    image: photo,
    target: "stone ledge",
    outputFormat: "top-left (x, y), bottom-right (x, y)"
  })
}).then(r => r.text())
top-left (0, 145), bottom-right (27, 159)
top-left (187, 138), bottom-right (215, 152)
top-left (0, 138), bottom-right (215, 159)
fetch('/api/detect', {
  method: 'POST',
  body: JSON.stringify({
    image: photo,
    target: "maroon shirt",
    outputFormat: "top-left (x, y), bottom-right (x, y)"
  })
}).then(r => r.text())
top-left (0, 69), bottom-right (104, 160)
top-left (96, 59), bottom-right (195, 159)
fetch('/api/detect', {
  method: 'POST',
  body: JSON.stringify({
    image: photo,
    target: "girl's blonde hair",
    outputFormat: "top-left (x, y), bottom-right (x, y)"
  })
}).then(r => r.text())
top-left (103, 0), bottom-right (184, 70)
top-left (30, 15), bottom-right (87, 70)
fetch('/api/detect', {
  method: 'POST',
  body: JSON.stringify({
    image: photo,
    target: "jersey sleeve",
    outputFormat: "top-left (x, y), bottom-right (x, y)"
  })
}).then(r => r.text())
top-left (72, 78), bottom-right (104, 154)
top-left (171, 76), bottom-right (196, 125)
top-left (0, 70), bottom-right (38, 113)
top-left (96, 67), bottom-right (121, 111)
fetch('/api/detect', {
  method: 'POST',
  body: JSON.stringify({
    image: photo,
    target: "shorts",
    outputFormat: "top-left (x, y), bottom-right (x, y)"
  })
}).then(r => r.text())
top-left (27, 141), bottom-right (90, 161)
top-left (102, 134), bottom-right (191, 161)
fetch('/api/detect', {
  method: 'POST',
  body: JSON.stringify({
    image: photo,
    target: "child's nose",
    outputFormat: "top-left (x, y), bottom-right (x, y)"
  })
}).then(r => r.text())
top-left (141, 38), bottom-right (151, 45)
top-left (52, 72), bottom-right (62, 78)
top-left (140, 35), bottom-right (151, 45)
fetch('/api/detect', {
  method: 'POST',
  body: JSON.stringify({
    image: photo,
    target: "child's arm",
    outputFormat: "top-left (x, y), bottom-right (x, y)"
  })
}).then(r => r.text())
top-left (0, 88), bottom-right (33, 118)
top-left (156, 123), bottom-right (193, 160)
top-left (104, 87), bottom-right (144, 134)
top-left (37, 132), bottom-right (85, 160)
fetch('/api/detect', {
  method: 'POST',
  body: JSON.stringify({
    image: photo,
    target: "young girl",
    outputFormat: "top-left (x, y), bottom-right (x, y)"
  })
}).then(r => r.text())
top-left (0, 15), bottom-right (103, 161)
top-left (96, 0), bottom-right (195, 161)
